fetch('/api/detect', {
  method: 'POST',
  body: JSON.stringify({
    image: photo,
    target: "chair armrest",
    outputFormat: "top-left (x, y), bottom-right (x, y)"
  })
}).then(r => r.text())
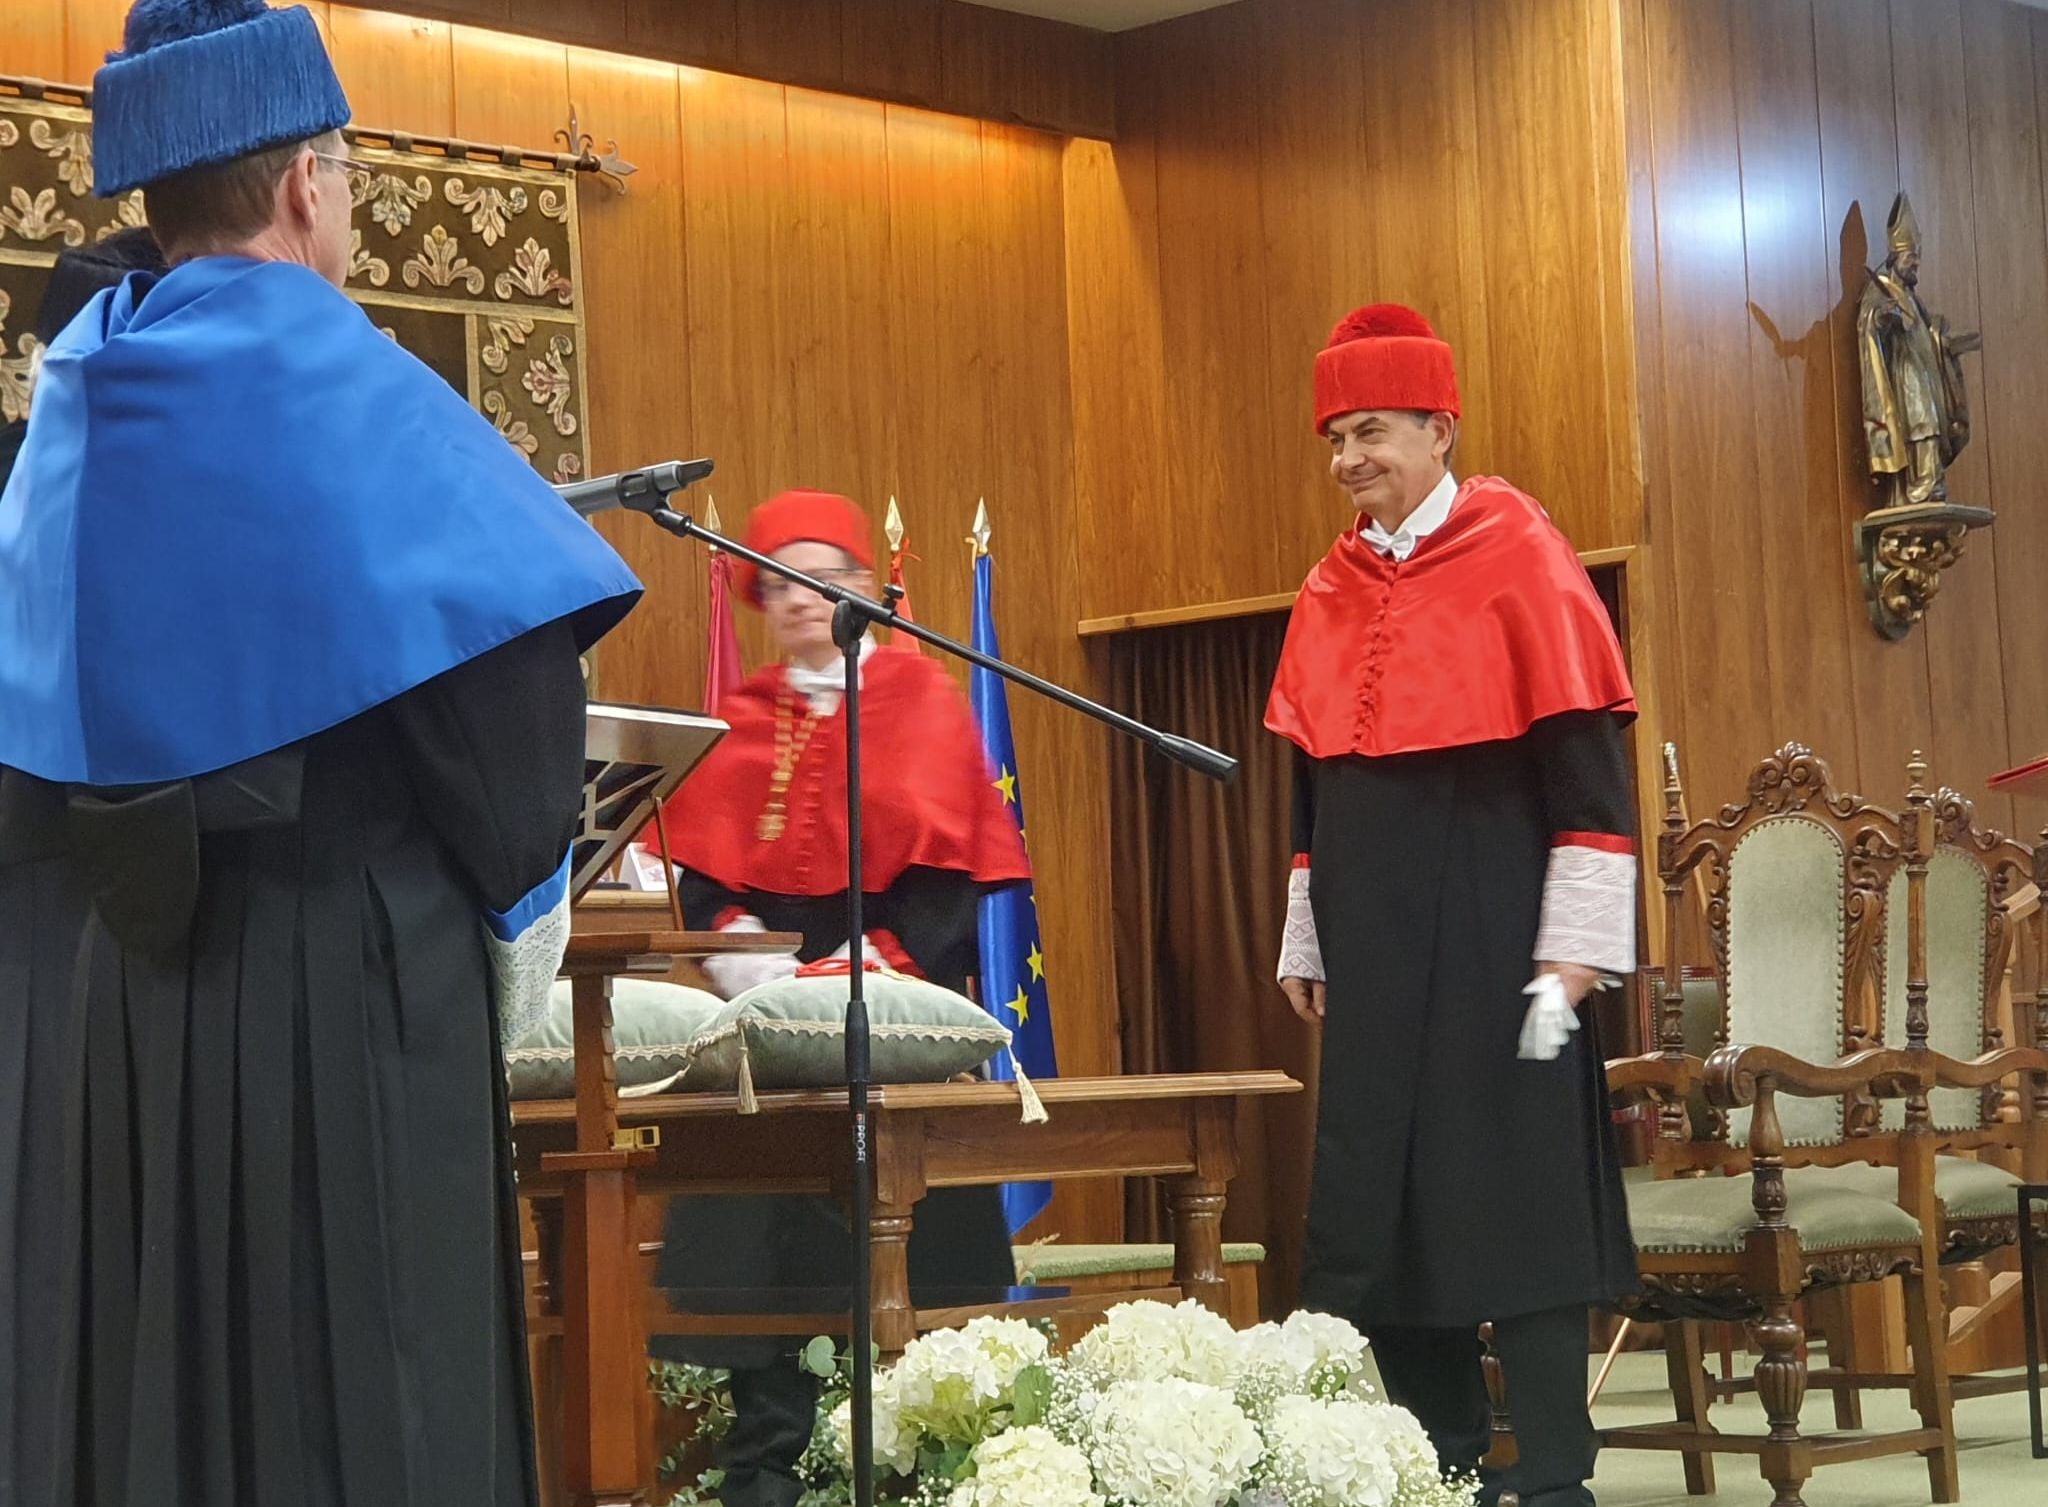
top-left (1703, 1044), bottom-right (1926, 1109)
top-left (1605, 1051), bottom-right (1698, 1099)
top-left (1704, 1044), bottom-right (1932, 1234)
top-left (1924, 1045), bottom-right (2048, 1091)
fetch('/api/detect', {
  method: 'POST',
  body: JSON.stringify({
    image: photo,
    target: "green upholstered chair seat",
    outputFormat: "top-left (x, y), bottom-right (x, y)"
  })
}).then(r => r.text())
top-left (1014, 1243), bottom-right (1265, 1283)
top-left (1628, 1169), bottom-right (1922, 1255)
top-left (1812, 1156), bottom-right (2022, 1222)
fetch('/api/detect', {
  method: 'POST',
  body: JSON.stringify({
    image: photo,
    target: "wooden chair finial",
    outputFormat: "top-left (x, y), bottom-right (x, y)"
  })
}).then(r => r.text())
top-left (1662, 741), bottom-right (1684, 829)
top-left (1907, 750), bottom-right (1929, 800)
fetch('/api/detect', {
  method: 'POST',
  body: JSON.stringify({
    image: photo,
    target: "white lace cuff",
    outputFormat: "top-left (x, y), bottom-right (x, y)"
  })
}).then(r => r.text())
top-left (1534, 836), bottom-right (1636, 976)
top-left (1277, 862), bottom-right (1324, 983)
top-left (486, 852), bottom-right (573, 1048)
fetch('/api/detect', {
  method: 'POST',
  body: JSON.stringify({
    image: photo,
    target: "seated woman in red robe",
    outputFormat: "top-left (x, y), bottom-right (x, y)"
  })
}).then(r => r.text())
top-left (649, 490), bottom-right (1030, 1507)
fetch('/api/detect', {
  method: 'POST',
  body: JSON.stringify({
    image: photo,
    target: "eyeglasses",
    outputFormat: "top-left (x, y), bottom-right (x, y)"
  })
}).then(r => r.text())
top-left (760, 568), bottom-right (869, 601)
top-left (310, 150), bottom-right (365, 178)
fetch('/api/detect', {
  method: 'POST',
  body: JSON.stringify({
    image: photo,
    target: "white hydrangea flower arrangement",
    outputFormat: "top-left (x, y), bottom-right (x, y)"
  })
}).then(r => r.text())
top-left (791, 1300), bottom-right (1475, 1507)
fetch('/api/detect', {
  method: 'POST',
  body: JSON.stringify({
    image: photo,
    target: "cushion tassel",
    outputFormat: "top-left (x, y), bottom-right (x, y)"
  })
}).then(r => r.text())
top-left (1011, 1061), bottom-right (1049, 1125)
top-left (736, 1044), bottom-right (759, 1115)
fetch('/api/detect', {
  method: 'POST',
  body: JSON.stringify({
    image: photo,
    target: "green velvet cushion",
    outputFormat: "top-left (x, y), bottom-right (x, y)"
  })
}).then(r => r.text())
top-left (1014, 1243), bottom-right (1267, 1283)
top-left (1813, 1156), bottom-right (2023, 1222)
top-left (698, 971), bottom-right (1012, 1094)
top-left (505, 978), bottom-right (728, 1100)
top-left (1628, 1167), bottom-right (1922, 1255)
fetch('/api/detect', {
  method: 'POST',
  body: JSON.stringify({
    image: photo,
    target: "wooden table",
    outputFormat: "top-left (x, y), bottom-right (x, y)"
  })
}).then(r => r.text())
top-left (514, 1066), bottom-right (1299, 1503)
top-left (515, 1070), bottom-right (1301, 1356)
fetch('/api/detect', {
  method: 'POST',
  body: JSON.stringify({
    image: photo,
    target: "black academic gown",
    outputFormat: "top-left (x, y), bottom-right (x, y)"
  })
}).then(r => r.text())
top-left (652, 865), bottom-right (1015, 1372)
top-left (1295, 710), bottom-right (1639, 1330)
top-left (0, 619), bottom-right (586, 1507)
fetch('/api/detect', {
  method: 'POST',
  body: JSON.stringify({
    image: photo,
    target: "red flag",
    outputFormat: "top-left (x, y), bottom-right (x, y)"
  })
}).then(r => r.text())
top-left (705, 548), bottom-right (743, 707)
top-left (888, 548), bottom-right (920, 626)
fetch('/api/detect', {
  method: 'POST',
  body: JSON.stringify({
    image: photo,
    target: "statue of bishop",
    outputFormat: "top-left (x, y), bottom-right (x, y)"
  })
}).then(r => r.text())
top-left (1857, 192), bottom-right (1979, 508)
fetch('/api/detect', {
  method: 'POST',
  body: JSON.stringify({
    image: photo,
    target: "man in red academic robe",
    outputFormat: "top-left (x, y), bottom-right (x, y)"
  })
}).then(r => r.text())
top-left (648, 490), bottom-right (1028, 1507)
top-left (1269, 306), bottom-right (1639, 1507)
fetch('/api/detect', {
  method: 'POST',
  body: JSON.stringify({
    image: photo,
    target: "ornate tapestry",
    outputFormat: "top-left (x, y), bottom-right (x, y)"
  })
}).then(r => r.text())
top-left (0, 77), bottom-right (590, 484)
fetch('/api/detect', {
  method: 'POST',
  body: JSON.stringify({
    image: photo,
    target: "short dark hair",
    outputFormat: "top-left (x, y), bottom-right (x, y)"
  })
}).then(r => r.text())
top-left (142, 130), bottom-right (337, 262)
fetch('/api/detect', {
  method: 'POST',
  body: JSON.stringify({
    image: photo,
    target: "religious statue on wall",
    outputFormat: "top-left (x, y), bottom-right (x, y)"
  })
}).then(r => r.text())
top-left (1857, 194), bottom-right (1978, 507)
top-left (1851, 192), bottom-right (1990, 641)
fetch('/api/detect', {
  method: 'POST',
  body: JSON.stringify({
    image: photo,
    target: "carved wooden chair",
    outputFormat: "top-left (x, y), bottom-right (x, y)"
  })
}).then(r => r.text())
top-left (1603, 743), bottom-right (1957, 1507)
top-left (1812, 771), bottom-right (2048, 1418)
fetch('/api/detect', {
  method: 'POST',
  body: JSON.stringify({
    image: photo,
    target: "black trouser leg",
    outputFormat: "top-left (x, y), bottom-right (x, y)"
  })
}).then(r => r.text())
top-left (717, 1360), bottom-right (820, 1507)
top-left (1367, 1322), bottom-right (1496, 1495)
top-left (1492, 1304), bottom-right (1598, 1507)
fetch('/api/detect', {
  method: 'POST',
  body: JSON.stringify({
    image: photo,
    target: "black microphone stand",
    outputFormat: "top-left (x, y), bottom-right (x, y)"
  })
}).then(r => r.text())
top-left (629, 489), bottom-right (1237, 1507)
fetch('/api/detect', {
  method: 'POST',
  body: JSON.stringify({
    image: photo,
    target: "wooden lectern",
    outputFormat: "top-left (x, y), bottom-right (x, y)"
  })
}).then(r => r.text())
top-left (549, 705), bottom-right (797, 1507)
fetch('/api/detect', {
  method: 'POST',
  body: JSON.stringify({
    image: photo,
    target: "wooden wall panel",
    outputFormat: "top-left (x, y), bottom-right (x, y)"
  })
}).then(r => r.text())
top-left (1966, 2), bottom-right (2048, 819)
top-left (1628, 0), bottom-right (2047, 841)
top-left (1067, 0), bottom-right (1643, 628)
top-left (780, 90), bottom-right (896, 503)
top-left (736, 0), bottom-right (841, 91)
top-left (1630, 0), bottom-right (1778, 806)
top-left (507, 0), bottom-right (621, 51)
top-left (1472, 0), bottom-right (1631, 551)
top-left (1142, 4), bottom-right (1275, 613)
top-left (61, 0), bottom-right (131, 83)
top-left (845, 0), bottom-right (940, 107)
top-left (975, 123), bottom-right (1118, 1242)
top-left (1061, 128), bottom-right (1175, 631)
top-left (329, 0), bottom-right (1115, 138)
top-left (562, 47), bottom-right (699, 705)
top-left (1249, 0), bottom-right (1374, 591)
top-left (624, 1), bottom-right (737, 69)
top-left (1729, 0), bottom-right (1861, 772)
top-left (449, 21), bottom-right (567, 144)
top-left (1894, 0), bottom-right (2008, 827)
top-left (328, 8), bottom-right (456, 134)
top-left (677, 69), bottom-right (798, 680)
top-left (882, 106), bottom-right (991, 645)
top-left (1813, 0), bottom-right (1933, 800)
top-left (3, 4), bottom-right (68, 80)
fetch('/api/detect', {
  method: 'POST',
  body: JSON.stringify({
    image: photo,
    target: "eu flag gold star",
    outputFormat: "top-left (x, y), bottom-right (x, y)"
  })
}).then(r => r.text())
top-left (1008, 984), bottom-right (1031, 1022)
top-left (1027, 943), bottom-right (1045, 982)
top-left (993, 766), bottom-right (1018, 804)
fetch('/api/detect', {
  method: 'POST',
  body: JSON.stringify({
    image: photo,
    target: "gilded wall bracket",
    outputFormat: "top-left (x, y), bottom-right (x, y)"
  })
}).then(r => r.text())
top-left (1855, 503), bottom-right (1993, 641)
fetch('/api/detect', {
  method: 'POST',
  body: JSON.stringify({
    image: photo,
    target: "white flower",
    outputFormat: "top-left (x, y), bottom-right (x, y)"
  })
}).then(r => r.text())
top-left (962, 1314), bottom-right (1051, 1392)
top-left (1066, 1298), bottom-right (1245, 1386)
top-left (885, 1318), bottom-right (1046, 1444)
top-left (827, 1371), bottom-right (919, 1477)
top-left (1281, 1310), bottom-right (1371, 1379)
top-left (954, 1425), bottom-right (1102, 1507)
top-left (1237, 1321), bottom-right (1312, 1381)
top-left (1083, 1376), bottom-right (1263, 1507)
top-left (1258, 1395), bottom-right (1447, 1507)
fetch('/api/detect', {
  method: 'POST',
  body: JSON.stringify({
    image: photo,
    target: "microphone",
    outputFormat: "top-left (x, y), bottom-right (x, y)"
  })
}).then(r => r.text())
top-left (555, 459), bottom-right (713, 518)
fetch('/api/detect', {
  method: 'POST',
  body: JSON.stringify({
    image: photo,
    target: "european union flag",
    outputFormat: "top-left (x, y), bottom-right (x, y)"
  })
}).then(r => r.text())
top-left (970, 531), bottom-right (1056, 1235)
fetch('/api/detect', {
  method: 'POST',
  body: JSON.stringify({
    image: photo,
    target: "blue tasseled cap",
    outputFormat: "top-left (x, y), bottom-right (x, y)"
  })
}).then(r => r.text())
top-left (92, 1), bottom-right (351, 196)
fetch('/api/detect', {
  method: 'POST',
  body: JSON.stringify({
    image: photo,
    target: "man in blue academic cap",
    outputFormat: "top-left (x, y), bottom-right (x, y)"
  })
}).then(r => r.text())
top-left (0, 5), bottom-right (641, 1505)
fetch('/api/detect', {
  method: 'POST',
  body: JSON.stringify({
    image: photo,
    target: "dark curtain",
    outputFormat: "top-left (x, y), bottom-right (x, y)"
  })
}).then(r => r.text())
top-left (1107, 612), bottom-right (1319, 1315)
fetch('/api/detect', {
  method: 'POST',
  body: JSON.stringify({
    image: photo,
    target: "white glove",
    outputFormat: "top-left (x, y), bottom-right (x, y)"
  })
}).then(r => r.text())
top-left (701, 912), bottom-right (800, 999)
top-left (1518, 972), bottom-right (1581, 1062)
top-left (1276, 864), bottom-right (1325, 984)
